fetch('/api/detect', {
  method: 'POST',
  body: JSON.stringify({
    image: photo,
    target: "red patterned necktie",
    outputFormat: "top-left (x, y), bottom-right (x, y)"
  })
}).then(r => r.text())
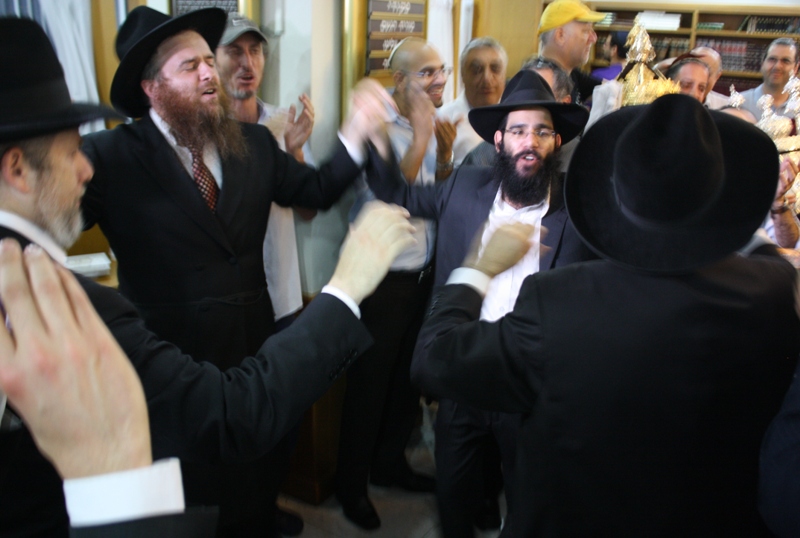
top-left (188, 144), bottom-right (219, 211)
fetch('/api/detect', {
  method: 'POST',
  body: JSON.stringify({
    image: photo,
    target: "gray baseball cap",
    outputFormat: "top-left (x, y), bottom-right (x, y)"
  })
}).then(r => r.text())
top-left (220, 12), bottom-right (267, 46)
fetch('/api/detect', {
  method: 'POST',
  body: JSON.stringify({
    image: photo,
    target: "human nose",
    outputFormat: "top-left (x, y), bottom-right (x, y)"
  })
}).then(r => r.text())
top-left (77, 150), bottom-right (94, 184)
top-left (198, 61), bottom-right (214, 80)
top-left (241, 51), bottom-right (254, 70)
top-left (589, 29), bottom-right (597, 43)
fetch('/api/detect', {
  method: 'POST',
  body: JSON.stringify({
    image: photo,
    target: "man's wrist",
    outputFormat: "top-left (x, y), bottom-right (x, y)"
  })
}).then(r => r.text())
top-left (436, 151), bottom-right (454, 170)
top-left (771, 202), bottom-right (791, 215)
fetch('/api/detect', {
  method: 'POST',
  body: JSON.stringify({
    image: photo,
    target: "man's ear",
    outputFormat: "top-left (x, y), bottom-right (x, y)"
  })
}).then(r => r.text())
top-left (554, 133), bottom-right (562, 151)
top-left (392, 70), bottom-right (406, 92)
top-left (554, 26), bottom-right (565, 45)
top-left (493, 130), bottom-right (503, 153)
top-left (141, 78), bottom-right (156, 100)
top-left (0, 147), bottom-right (34, 194)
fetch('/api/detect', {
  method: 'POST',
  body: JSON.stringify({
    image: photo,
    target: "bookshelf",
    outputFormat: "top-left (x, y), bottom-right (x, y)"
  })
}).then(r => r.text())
top-left (586, 3), bottom-right (800, 94)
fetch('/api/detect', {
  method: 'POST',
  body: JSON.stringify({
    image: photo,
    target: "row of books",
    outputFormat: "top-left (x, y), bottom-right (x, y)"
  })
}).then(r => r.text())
top-left (737, 16), bottom-right (800, 34)
top-left (696, 38), bottom-right (768, 73)
top-left (595, 12), bottom-right (683, 31)
top-left (650, 37), bottom-right (691, 62)
top-left (716, 76), bottom-right (760, 96)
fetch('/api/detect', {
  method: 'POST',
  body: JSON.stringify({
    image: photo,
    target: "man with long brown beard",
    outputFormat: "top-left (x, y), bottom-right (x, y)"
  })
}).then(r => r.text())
top-left (366, 70), bottom-right (595, 537)
top-left (80, 7), bottom-right (393, 538)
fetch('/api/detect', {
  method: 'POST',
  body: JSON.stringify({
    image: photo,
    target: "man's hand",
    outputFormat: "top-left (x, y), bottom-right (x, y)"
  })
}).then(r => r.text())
top-left (434, 117), bottom-right (460, 162)
top-left (328, 202), bottom-right (416, 304)
top-left (284, 94), bottom-right (315, 162)
top-left (340, 78), bottom-right (397, 150)
top-left (406, 80), bottom-right (435, 141)
top-left (775, 156), bottom-right (800, 210)
top-left (464, 222), bottom-right (537, 278)
top-left (0, 240), bottom-right (151, 479)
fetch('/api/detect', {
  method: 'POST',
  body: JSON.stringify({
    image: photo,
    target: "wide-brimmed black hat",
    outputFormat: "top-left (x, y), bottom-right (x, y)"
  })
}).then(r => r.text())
top-left (0, 18), bottom-right (121, 143)
top-left (565, 93), bottom-right (778, 274)
top-left (469, 70), bottom-right (589, 145)
top-left (110, 6), bottom-right (227, 118)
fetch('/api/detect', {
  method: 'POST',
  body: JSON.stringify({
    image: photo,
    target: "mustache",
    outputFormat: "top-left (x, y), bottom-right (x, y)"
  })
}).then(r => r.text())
top-left (513, 149), bottom-right (543, 161)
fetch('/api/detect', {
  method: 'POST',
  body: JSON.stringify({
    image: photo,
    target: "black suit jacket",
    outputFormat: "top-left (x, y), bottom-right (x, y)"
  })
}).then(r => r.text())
top-left (69, 508), bottom-right (217, 538)
top-left (760, 355), bottom-right (800, 537)
top-left (365, 161), bottom-right (595, 287)
top-left (81, 115), bottom-right (361, 367)
top-left (415, 251), bottom-right (800, 537)
top-left (0, 226), bottom-right (373, 537)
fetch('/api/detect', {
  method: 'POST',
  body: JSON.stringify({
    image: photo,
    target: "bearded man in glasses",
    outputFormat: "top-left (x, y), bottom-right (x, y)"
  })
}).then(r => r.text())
top-left (364, 69), bottom-right (596, 537)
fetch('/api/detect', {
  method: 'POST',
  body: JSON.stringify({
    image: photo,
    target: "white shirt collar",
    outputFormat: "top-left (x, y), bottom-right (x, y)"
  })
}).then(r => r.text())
top-left (0, 210), bottom-right (67, 266)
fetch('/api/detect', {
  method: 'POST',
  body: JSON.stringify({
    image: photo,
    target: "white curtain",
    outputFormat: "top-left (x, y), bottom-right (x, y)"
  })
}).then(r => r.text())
top-left (40, 0), bottom-right (105, 134)
top-left (0, 0), bottom-right (105, 133)
top-left (456, 0), bottom-right (474, 94)
top-left (427, 0), bottom-right (455, 104)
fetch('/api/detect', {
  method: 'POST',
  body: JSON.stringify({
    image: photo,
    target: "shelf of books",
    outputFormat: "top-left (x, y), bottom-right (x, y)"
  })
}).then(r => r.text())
top-left (588, 3), bottom-right (800, 95)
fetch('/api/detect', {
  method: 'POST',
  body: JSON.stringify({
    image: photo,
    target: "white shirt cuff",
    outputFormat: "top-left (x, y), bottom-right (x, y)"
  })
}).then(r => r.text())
top-left (739, 229), bottom-right (775, 256)
top-left (321, 285), bottom-right (361, 319)
top-left (337, 132), bottom-right (366, 166)
top-left (446, 267), bottom-right (492, 297)
top-left (64, 458), bottom-right (184, 527)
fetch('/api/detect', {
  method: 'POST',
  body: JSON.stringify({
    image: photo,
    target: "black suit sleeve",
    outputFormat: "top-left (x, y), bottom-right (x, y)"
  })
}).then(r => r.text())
top-left (267, 129), bottom-right (362, 211)
top-left (70, 508), bottom-right (218, 538)
top-left (411, 278), bottom-right (546, 414)
top-left (363, 145), bottom-right (459, 220)
top-left (760, 358), bottom-right (800, 538)
top-left (81, 277), bottom-right (373, 463)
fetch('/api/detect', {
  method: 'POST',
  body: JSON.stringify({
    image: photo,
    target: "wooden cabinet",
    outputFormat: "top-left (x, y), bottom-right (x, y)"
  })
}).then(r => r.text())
top-left (586, 3), bottom-right (800, 94)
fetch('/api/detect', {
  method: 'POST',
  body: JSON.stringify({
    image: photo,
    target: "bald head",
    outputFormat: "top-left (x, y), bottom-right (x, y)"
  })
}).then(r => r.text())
top-left (389, 37), bottom-right (431, 72)
top-left (692, 46), bottom-right (723, 99)
top-left (389, 37), bottom-right (448, 108)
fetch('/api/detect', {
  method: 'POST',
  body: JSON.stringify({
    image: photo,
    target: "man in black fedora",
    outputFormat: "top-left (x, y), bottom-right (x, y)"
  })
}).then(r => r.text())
top-left (413, 93), bottom-right (800, 536)
top-left (78, 6), bottom-right (393, 537)
top-left (366, 69), bottom-right (595, 536)
top-left (0, 14), bottom-right (408, 538)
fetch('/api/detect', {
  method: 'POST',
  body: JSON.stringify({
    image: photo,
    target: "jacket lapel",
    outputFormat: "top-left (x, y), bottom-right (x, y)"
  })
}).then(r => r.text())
top-left (541, 178), bottom-right (568, 270)
top-left (134, 116), bottom-right (234, 254)
top-left (215, 154), bottom-right (247, 230)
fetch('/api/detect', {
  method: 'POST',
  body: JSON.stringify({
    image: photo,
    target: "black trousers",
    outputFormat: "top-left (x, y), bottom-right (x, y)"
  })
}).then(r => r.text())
top-left (182, 312), bottom-right (299, 538)
top-left (435, 399), bottom-right (522, 538)
top-left (182, 425), bottom-right (299, 538)
top-left (335, 266), bottom-right (433, 499)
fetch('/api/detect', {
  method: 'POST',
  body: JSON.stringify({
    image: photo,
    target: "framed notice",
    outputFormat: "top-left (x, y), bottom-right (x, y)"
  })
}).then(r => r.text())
top-left (366, 0), bottom-right (427, 77)
top-left (172, 0), bottom-right (242, 16)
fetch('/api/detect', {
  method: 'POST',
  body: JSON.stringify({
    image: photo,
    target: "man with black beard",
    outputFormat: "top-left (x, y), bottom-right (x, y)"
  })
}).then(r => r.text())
top-left (79, 7), bottom-right (393, 538)
top-left (366, 69), bottom-right (595, 537)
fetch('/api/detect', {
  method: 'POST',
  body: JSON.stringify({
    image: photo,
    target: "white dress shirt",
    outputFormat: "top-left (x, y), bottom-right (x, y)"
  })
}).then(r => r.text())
top-left (478, 189), bottom-right (549, 321)
top-left (438, 93), bottom-right (486, 166)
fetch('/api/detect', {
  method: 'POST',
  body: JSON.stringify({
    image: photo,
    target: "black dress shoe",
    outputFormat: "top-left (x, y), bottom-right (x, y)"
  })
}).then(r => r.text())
top-left (276, 507), bottom-right (304, 536)
top-left (370, 470), bottom-right (436, 493)
top-left (338, 494), bottom-right (381, 530)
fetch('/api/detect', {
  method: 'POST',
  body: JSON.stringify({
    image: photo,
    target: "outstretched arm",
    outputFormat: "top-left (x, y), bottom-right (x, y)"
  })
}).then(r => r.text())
top-left (411, 222), bottom-right (547, 412)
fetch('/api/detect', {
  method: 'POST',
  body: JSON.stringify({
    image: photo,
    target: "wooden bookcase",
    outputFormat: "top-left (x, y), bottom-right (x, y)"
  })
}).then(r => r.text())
top-left (585, 3), bottom-right (800, 94)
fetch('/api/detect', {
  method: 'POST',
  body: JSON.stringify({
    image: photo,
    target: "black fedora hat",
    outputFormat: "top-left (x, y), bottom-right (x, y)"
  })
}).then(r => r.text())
top-left (0, 18), bottom-right (121, 143)
top-left (110, 6), bottom-right (227, 118)
top-left (469, 70), bottom-right (589, 145)
top-left (565, 93), bottom-right (778, 274)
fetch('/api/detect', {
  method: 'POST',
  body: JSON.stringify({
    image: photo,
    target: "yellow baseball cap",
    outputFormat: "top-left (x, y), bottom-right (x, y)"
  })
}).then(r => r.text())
top-left (538, 0), bottom-right (605, 35)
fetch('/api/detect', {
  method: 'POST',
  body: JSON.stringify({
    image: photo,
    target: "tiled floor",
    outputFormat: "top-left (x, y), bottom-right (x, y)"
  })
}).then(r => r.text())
top-left (277, 416), bottom-right (505, 538)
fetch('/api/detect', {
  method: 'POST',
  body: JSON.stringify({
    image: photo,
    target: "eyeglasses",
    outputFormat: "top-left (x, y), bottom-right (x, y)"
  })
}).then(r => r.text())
top-left (404, 66), bottom-right (453, 80)
top-left (504, 128), bottom-right (557, 142)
